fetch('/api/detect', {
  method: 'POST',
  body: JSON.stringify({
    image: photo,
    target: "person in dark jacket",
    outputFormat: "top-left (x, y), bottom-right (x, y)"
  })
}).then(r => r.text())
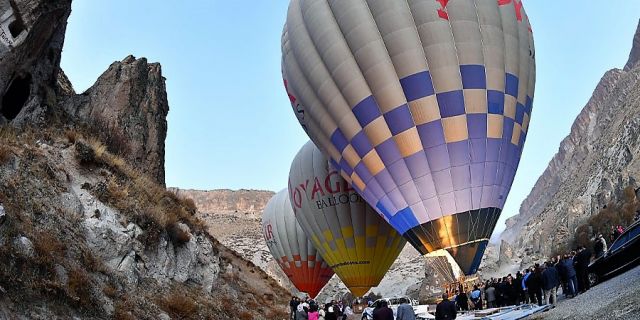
top-left (561, 255), bottom-right (578, 298)
top-left (542, 261), bottom-right (561, 306)
top-left (290, 297), bottom-right (300, 320)
top-left (372, 300), bottom-right (394, 320)
top-left (515, 271), bottom-right (525, 305)
top-left (575, 246), bottom-right (592, 293)
top-left (526, 264), bottom-right (543, 306)
top-left (455, 289), bottom-right (468, 311)
top-left (435, 294), bottom-right (457, 320)
top-left (594, 234), bottom-right (607, 258)
top-left (325, 302), bottom-right (338, 320)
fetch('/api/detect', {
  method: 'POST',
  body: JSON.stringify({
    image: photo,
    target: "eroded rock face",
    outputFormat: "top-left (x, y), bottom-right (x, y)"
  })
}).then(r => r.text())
top-left (501, 20), bottom-right (640, 262)
top-left (171, 188), bottom-right (275, 216)
top-left (625, 20), bottom-right (640, 72)
top-left (0, 0), bottom-right (71, 125)
top-left (62, 56), bottom-right (169, 185)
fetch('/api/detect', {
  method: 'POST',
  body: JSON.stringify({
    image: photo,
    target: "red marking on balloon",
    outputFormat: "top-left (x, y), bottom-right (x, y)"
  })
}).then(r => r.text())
top-left (283, 79), bottom-right (297, 104)
top-left (436, 0), bottom-right (449, 20)
top-left (514, 0), bottom-right (523, 22)
top-left (498, 0), bottom-right (524, 22)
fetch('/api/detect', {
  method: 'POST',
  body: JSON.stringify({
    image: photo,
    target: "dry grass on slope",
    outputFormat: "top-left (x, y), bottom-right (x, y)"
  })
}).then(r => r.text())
top-left (0, 126), bottom-right (290, 319)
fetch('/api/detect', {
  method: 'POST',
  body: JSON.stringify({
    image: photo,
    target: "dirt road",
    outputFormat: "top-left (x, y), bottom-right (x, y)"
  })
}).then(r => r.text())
top-left (532, 265), bottom-right (640, 319)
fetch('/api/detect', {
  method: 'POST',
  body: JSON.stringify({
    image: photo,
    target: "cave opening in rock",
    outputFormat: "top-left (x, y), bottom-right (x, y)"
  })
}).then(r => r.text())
top-left (8, 19), bottom-right (25, 38)
top-left (1, 74), bottom-right (32, 121)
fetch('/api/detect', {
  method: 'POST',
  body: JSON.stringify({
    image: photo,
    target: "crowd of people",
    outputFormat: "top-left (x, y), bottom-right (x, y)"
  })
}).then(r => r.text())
top-left (438, 245), bottom-right (598, 316)
top-left (289, 297), bottom-right (354, 320)
top-left (289, 220), bottom-right (635, 320)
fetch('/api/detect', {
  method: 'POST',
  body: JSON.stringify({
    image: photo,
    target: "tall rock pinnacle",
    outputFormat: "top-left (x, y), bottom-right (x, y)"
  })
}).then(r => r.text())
top-left (624, 19), bottom-right (640, 71)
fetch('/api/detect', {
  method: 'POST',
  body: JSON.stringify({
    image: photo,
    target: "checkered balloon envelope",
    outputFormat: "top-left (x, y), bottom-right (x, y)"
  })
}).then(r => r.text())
top-left (281, 0), bottom-right (535, 275)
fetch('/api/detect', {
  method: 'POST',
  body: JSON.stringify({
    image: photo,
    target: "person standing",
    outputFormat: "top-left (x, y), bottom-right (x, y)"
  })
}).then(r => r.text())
top-left (325, 302), bottom-right (337, 320)
top-left (435, 294), bottom-right (457, 320)
top-left (542, 261), bottom-right (560, 306)
top-left (515, 271), bottom-right (524, 305)
top-left (470, 285), bottom-right (482, 310)
top-left (485, 283), bottom-right (496, 308)
top-left (575, 246), bottom-right (592, 293)
top-left (594, 234), bottom-right (607, 258)
top-left (521, 269), bottom-right (531, 304)
top-left (372, 300), bottom-right (394, 320)
top-left (296, 303), bottom-right (309, 320)
top-left (561, 254), bottom-right (578, 297)
top-left (291, 297), bottom-right (300, 320)
top-left (526, 265), bottom-right (543, 306)
top-left (455, 288), bottom-right (468, 311)
top-left (396, 298), bottom-right (416, 320)
top-left (308, 305), bottom-right (320, 320)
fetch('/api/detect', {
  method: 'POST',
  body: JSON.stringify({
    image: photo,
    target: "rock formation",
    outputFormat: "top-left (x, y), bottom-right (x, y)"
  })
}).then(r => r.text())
top-left (171, 188), bottom-right (274, 216)
top-left (61, 56), bottom-right (169, 185)
top-left (625, 20), bottom-right (640, 72)
top-left (500, 20), bottom-right (640, 262)
top-left (0, 0), bottom-right (168, 186)
top-left (0, 0), bottom-right (289, 318)
top-left (0, 0), bottom-right (71, 126)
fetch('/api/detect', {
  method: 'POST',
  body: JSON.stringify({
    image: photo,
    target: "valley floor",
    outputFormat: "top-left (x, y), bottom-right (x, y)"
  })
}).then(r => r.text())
top-left (532, 265), bottom-right (640, 319)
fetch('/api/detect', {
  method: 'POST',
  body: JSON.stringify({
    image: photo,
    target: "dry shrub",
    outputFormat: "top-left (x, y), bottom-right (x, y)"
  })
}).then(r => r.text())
top-left (102, 284), bottom-right (118, 298)
top-left (114, 300), bottom-right (136, 320)
top-left (86, 115), bottom-right (131, 156)
top-left (159, 292), bottom-right (198, 319)
top-left (168, 222), bottom-right (191, 245)
top-left (0, 145), bottom-right (11, 164)
top-left (238, 310), bottom-right (253, 320)
top-left (106, 177), bottom-right (129, 202)
top-left (570, 185), bottom-right (640, 250)
top-left (81, 249), bottom-right (106, 273)
top-left (181, 197), bottom-right (197, 215)
top-left (220, 296), bottom-right (234, 311)
top-left (32, 230), bottom-right (66, 262)
top-left (64, 129), bottom-right (78, 143)
top-left (68, 268), bottom-right (92, 306)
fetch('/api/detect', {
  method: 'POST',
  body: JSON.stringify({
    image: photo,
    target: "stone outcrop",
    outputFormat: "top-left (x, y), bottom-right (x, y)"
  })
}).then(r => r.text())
top-left (0, 0), bottom-right (71, 126)
top-left (61, 56), bottom-right (169, 185)
top-left (625, 20), bottom-right (640, 71)
top-left (171, 188), bottom-right (274, 215)
top-left (1, 0), bottom-right (169, 186)
top-left (500, 20), bottom-right (640, 261)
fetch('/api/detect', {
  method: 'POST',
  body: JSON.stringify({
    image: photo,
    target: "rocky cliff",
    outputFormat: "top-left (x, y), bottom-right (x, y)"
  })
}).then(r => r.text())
top-left (0, 0), bottom-right (289, 318)
top-left (0, 0), bottom-right (70, 126)
top-left (500, 20), bottom-right (640, 262)
top-left (60, 55), bottom-right (169, 185)
top-left (171, 188), bottom-right (274, 215)
top-left (186, 187), bottom-right (504, 302)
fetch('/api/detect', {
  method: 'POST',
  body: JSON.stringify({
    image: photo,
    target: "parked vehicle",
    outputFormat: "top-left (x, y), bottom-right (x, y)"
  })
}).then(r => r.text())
top-left (588, 221), bottom-right (640, 286)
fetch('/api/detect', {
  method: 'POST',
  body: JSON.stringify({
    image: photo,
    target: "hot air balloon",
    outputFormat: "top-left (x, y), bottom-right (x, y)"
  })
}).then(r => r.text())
top-left (262, 189), bottom-right (334, 298)
top-left (289, 141), bottom-right (406, 296)
top-left (281, 0), bottom-right (535, 275)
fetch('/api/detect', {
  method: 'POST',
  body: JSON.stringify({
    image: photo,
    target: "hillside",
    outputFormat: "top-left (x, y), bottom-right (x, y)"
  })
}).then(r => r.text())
top-left (500, 20), bottom-right (640, 264)
top-left (0, 0), bottom-right (289, 318)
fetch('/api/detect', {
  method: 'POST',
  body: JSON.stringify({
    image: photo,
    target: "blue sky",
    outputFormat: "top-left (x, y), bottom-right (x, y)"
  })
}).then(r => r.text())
top-left (61, 1), bottom-right (640, 234)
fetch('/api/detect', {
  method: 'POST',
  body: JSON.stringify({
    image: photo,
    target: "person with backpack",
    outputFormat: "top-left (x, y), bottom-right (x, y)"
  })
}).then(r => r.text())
top-left (470, 285), bottom-right (482, 310)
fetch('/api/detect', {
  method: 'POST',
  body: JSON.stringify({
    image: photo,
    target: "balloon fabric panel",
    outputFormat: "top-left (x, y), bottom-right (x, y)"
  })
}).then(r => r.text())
top-left (289, 141), bottom-right (406, 296)
top-left (282, 0), bottom-right (535, 275)
top-left (262, 190), bottom-right (334, 298)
